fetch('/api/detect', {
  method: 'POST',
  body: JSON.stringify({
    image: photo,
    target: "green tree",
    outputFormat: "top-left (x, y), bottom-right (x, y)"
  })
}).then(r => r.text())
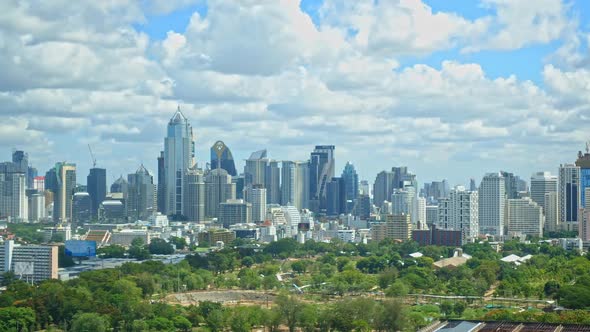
top-left (71, 313), bottom-right (110, 332)
top-left (173, 315), bottom-right (192, 332)
top-left (148, 238), bottom-right (175, 255)
top-left (146, 317), bottom-right (175, 331)
top-left (374, 299), bottom-right (407, 332)
top-left (98, 244), bottom-right (126, 258)
top-left (169, 236), bottom-right (187, 250)
top-left (385, 280), bottom-right (409, 297)
top-left (275, 294), bottom-right (304, 332)
top-left (0, 307), bottom-right (36, 332)
top-left (128, 237), bottom-right (151, 260)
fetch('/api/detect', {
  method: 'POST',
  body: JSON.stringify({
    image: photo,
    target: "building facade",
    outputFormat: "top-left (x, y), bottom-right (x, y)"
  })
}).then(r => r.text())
top-left (478, 173), bottom-right (505, 237)
top-left (438, 189), bottom-right (479, 242)
top-left (184, 168), bottom-right (205, 222)
top-left (308, 145), bottom-right (335, 213)
top-left (506, 198), bottom-right (544, 238)
top-left (559, 164), bottom-right (581, 232)
top-left (371, 214), bottom-right (412, 242)
top-left (53, 162), bottom-right (76, 223)
top-left (0, 240), bottom-right (58, 283)
top-left (86, 168), bottom-right (106, 219)
top-left (219, 199), bottom-right (251, 228)
top-left (280, 161), bottom-right (309, 210)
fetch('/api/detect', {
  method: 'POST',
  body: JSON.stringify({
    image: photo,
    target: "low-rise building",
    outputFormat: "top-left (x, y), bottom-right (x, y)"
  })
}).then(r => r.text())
top-left (0, 240), bottom-right (58, 283)
top-left (198, 229), bottom-right (236, 246)
top-left (371, 214), bottom-right (412, 242)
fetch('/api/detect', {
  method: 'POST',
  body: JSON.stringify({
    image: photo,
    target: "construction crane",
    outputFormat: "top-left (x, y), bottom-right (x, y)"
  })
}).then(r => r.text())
top-left (88, 144), bottom-right (97, 168)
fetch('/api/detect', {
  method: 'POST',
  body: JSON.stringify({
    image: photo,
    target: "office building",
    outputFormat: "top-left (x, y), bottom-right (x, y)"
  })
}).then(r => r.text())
top-left (469, 178), bottom-right (477, 191)
top-left (309, 145), bottom-right (335, 213)
top-left (198, 229), bottom-right (236, 246)
top-left (164, 107), bottom-right (195, 216)
top-left (501, 171), bottom-right (519, 199)
top-left (244, 149), bottom-right (267, 187)
top-left (28, 191), bottom-right (46, 222)
top-left (341, 162), bottom-right (359, 212)
top-left (281, 161), bottom-right (309, 210)
top-left (354, 194), bottom-right (371, 220)
top-left (371, 214), bottom-right (412, 242)
top-left (425, 205), bottom-right (438, 227)
top-left (219, 199), bottom-right (251, 228)
top-left (559, 164), bottom-right (581, 231)
top-left (576, 148), bottom-right (590, 209)
top-left (265, 160), bottom-right (281, 204)
top-left (210, 140), bottom-right (237, 176)
top-left (110, 176), bottom-right (128, 196)
top-left (412, 224), bottom-right (462, 246)
top-left (506, 198), bottom-right (544, 238)
top-left (438, 188), bottom-right (479, 242)
top-left (127, 165), bottom-right (156, 221)
top-left (580, 209), bottom-right (590, 242)
top-left (530, 172), bottom-right (558, 214)
top-left (544, 192), bottom-right (559, 233)
top-left (244, 185), bottom-right (267, 223)
top-left (232, 175), bottom-right (245, 200)
top-left (359, 180), bottom-right (370, 196)
top-left (72, 192), bottom-right (92, 224)
top-left (417, 196), bottom-right (426, 229)
top-left (373, 167), bottom-right (417, 207)
top-left (0, 240), bottom-right (58, 283)
top-left (0, 173), bottom-right (27, 221)
top-left (204, 168), bottom-right (236, 218)
top-left (157, 151), bottom-right (166, 213)
top-left (326, 177), bottom-right (346, 216)
top-left (478, 173), bottom-right (505, 237)
top-left (86, 168), bottom-right (106, 219)
top-left (281, 205), bottom-right (301, 238)
top-left (423, 180), bottom-right (450, 203)
top-left (184, 168), bottom-right (205, 222)
top-left (53, 162), bottom-right (76, 223)
top-left (33, 176), bottom-right (45, 191)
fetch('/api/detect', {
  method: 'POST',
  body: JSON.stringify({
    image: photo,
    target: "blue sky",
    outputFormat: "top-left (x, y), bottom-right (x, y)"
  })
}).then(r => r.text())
top-left (1, 0), bottom-right (590, 186)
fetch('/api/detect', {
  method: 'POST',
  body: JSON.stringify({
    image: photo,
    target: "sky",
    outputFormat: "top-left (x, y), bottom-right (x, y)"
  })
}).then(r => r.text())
top-left (1, 0), bottom-right (590, 187)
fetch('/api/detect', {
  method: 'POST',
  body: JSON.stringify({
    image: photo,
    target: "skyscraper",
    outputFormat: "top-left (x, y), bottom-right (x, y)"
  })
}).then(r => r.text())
top-left (164, 107), bottom-right (195, 216)
top-left (341, 162), bottom-right (359, 212)
top-left (53, 162), bottom-right (76, 223)
top-left (204, 168), bottom-right (236, 218)
top-left (0, 173), bottom-right (27, 221)
top-left (184, 168), bottom-right (205, 222)
top-left (219, 199), bottom-right (251, 228)
top-left (575, 147), bottom-right (590, 209)
top-left (87, 168), bottom-right (106, 219)
top-left (210, 141), bottom-right (237, 176)
top-left (127, 165), bottom-right (156, 221)
top-left (530, 172), bottom-right (558, 214)
top-left (478, 173), bottom-right (505, 237)
top-left (265, 160), bottom-right (281, 205)
top-left (559, 164), bottom-right (581, 231)
top-left (438, 188), bottom-right (479, 243)
top-left (157, 151), bottom-right (166, 213)
top-left (544, 192), bottom-right (559, 232)
top-left (281, 161), bottom-right (309, 210)
top-left (326, 177), bottom-right (345, 216)
top-left (373, 170), bottom-right (394, 207)
top-left (500, 171), bottom-right (519, 199)
top-left (72, 192), bottom-right (92, 224)
top-left (506, 198), bottom-right (543, 237)
top-left (244, 149), bottom-right (267, 187)
top-left (245, 185), bottom-right (267, 223)
top-left (309, 145), bottom-right (335, 213)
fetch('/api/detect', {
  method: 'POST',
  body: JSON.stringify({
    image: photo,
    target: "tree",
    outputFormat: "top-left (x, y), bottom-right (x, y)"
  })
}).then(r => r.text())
top-left (291, 260), bottom-right (309, 274)
top-left (146, 317), bottom-right (175, 331)
top-left (148, 238), bottom-right (174, 255)
top-left (385, 280), bottom-right (409, 297)
top-left (275, 295), bottom-right (304, 332)
top-left (173, 315), bottom-right (192, 332)
top-left (441, 301), bottom-right (454, 316)
top-left (264, 238), bottom-right (299, 257)
top-left (169, 236), bottom-right (187, 250)
top-left (454, 302), bottom-right (467, 316)
top-left (375, 299), bottom-right (407, 332)
top-left (128, 238), bottom-right (151, 260)
top-left (98, 244), bottom-right (126, 258)
top-left (71, 313), bottom-right (110, 332)
top-left (0, 307), bottom-right (36, 332)
top-left (544, 280), bottom-right (561, 298)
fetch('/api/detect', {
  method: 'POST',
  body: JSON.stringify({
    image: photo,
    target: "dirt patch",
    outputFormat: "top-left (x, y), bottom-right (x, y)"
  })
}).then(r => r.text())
top-left (166, 290), bottom-right (276, 306)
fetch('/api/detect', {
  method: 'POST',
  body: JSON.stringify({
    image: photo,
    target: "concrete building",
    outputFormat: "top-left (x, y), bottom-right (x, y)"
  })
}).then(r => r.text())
top-left (110, 229), bottom-right (150, 246)
top-left (99, 200), bottom-right (126, 223)
top-left (559, 164), bottom-right (581, 232)
top-left (280, 161), bottom-right (309, 210)
top-left (425, 205), bottom-right (438, 227)
top-left (265, 160), bottom-right (281, 205)
top-left (219, 199), bottom-right (251, 228)
top-left (198, 229), bottom-right (236, 246)
top-left (0, 173), bottom-right (27, 221)
top-left (438, 188), bottom-right (479, 242)
top-left (28, 191), bottom-right (46, 222)
top-left (412, 224), bottom-right (462, 246)
top-left (204, 168), bottom-right (236, 218)
top-left (53, 162), bottom-right (76, 223)
top-left (244, 185), bottom-right (266, 223)
top-left (544, 192), bottom-right (559, 233)
top-left (0, 240), bottom-right (58, 283)
top-left (43, 225), bottom-right (72, 243)
top-left (183, 168), bottom-right (205, 222)
top-left (86, 168), bottom-right (106, 219)
top-left (127, 165), bottom-right (156, 221)
top-left (478, 173), bottom-right (505, 237)
top-left (579, 209), bottom-right (590, 242)
top-left (530, 171), bottom-right (558, 215)
top-left (282, 205), bottom-right (301, 238)
top-left (308, 145), bottom-right (335, 213)
top-left (326, 177), bottom-right (345, 216)
top-left (371, 214), bottom-right (412, 242)
top-left (391, 185), bottom-right (418, 225)
top-left (72, 192), bottom-right (92, 225)
top-left (506, 198), bottom-right (544, 238)
top-left (164, 107), bottom-right (195, 216)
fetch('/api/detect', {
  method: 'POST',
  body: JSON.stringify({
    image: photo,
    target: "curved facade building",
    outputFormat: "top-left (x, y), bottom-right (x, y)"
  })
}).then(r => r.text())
top-left (210, 141), bottom-right (237, 176)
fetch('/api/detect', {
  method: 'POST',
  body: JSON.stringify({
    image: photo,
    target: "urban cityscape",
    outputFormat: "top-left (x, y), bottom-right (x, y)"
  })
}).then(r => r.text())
top-left (3, 0), bottom-right (590, 331)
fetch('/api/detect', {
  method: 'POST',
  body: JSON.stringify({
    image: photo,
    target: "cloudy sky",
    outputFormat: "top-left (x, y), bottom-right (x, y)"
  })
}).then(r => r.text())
top-left (1, 0), bottom-right (589, 187)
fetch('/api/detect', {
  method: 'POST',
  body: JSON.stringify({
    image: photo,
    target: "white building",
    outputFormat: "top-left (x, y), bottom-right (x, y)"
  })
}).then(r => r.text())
top-left (0, 173), bottom-right (27, 221)
top-left (280, 161), bottom-right (309, 210)
top-left (417, 196), bottom-right (426, 229)
top-left (506, 198), bottom-right (544, 238)
top-left (478, 173), bottom-right (505, 237)
top-left (337, 229), bottom-right (356, 242)
top-left (281, 205), bottom-right (301, 238)
top-left (0, 240), bottom-right (58, 283)
top-left (28, 192), bottom-right (46, 222)
top-left (438, 188), bottom-right (479, 242)
top-left (148, 213), bottom-right (169, 227)
top-left (245, 186), bottom-right (267, 223)
top-left (110, 229), bottom-right (150, 246)
top-left (530, 172), bottom-right (557, 214)
top-left (391, 187), bottom-right (417, 225)
top-left (559, 164), bottom-right (581, 232)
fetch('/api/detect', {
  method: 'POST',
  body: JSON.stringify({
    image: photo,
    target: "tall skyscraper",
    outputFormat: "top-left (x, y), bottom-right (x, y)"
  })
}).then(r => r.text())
top-left (0, 173), bottom-right (27, 221)
top-left (341, 162), bottom-right (359, 212)
top-left (110, 176), bottom-right (128, 196)
top-left (392, 184), bottom-right (418, 225)
top-left (500, 171), bottom-right (519, 199)
top-left (281, 161), bottom-right (309, 210)
top-left (265, 160), bottom-right (281, 205)
top-left (184, 168), bottom-right (205, 222)
top-left (245, 185), bottom-right (267, 223)
top-left (244, 149), bottom-right (267, 187)
top-left (87, 168), bottom-right (106, 219)
top-left (575, 147), bottom-right (590, 209)
top-left (53, 162), bottom-right (76, 223)
top-left (373, 170), bottom-right (394, 207)
top-left (359, 180), bottom-right (370, 196)
top-left (127, 165), bottom-right (156, 221)
top-left (210, 141), bottom-right (237, 176)
top-left (478, 173), bottom-right (505, 237)
top-left (530, 172), bottom-right (558, 215)
top-left (204, 168), bottom-right (236, 218)
top-left (157, 151), bottom-right (166, 213)
top-left (559, 164), bottom-right (581, 231)
top-left (506, 198), bottom-right (544, 238)
top-left (438, 188), bottom-right (479, 243)
top-left (164, 107), bottom-right (195, 216)
top-left (326, 177), bottom-right (345, 216)
top-left (469, 178), bottom-right (477, 192)
top-left (544, 192), bottom-right (559, 232)
top-left (309, 145), bottom-right (335, 213)
top-left (72, 192), bottom-right (92, 225)
top-left (11, 151), bottom-right (28, 174)
top-left (219, 199), bottom-right (251, 228)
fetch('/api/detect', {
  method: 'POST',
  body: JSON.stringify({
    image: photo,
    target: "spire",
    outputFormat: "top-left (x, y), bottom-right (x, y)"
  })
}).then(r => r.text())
top-left (170, 105), bottom-right (187, 124)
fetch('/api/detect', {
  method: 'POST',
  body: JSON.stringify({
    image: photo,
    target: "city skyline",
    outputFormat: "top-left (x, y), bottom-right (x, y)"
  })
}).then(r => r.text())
top-left (1, 1), bottom-right (590, 186)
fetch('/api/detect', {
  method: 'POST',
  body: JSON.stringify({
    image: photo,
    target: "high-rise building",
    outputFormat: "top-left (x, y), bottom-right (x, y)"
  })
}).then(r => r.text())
top-left (72, 192), bottom-right (92, 224)
top-left (438, 188), bottom-right (479, 243)
top-left (0, 173), bottom-right (27, 221)
top-left (544, 192), bottom-right (559, 233)
top-left (87, 168), bottom-right (106, 219)
top-left (244, 150), bottom-right (267, 187)
top-left (211, 141), bottom-right (237, 176)
top-left (423, 180), bottom-right (450, 203)
top-left (355, 194), bottom-right (371, 220)
top-left (184, 168), bottom-right (205, 222)
top-left (372, 214), bottom-right (412, 242)
top-left (33, 176), bottom-right (45, 191)
top-left (530, 172), bottom-right (558, 214)
top-left (575, 148), bottom-right (590, 209)
top-left (157, 151), bottom-right (166, 213)
top-left (204, 168), bottom-right (236, 218)
top-left (232, 175), bottom-right (245, 200)
top-left (478, 173), bottom-right (505, 237)
top-left (326, 177), bottom-right (345, 216)
top-left (559, 164), bottom-right (581, 231)
top-left (110, 176), bottom-right (128, 196)
top-left (309, 145), bottom-right (335, 213)
top-left (359, 180), bottom-right (370, 196)
top-left (164, 107), bottom-right (195, 216)
top-left (341, 162), bottom-right (359, 212)
top-left (281, 161), bottom-right (309, 210)
top-left (265, 160), bottom-right (281, 205)
top-left (127, 165), bottom-right (156, 221)
top-left (281, 205), bottom-right (301, 238)
top-left (425, 205), bottom-right (438, 227)
top-left (417, 196), bottom-right (426, 229)
top-left (579, 209), bottom-right (590, 242)
top-left (0, 240), bottom-right (58, 284)
top-left (28, 191), bottom-right (45, 222)
top-left (219, 199), bottom-right (251, 228)
top-left (469, 178), bottom-right (477, 192)
top-left (500, 171), bottom-right (519, 199)
top-left (245, 185), bottom-right (267, 223)
top-left (11, 151), bottom-right (28, 174)
top-left (506, 198), bottom-right (544, 237)
top-left (373, 171), bottom-right (394, 207)
top-left (44, 168), bottom-right (58, 194)
top-left (53, 162), bottom-right (76, 223)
